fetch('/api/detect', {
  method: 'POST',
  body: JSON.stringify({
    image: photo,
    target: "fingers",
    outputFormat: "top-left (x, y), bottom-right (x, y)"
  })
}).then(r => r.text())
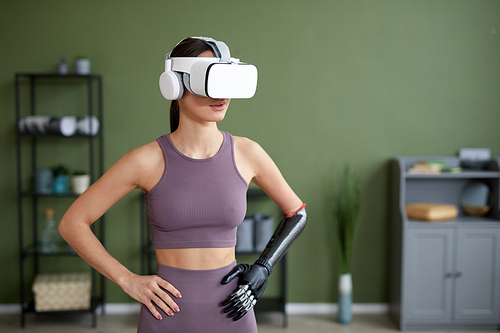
top-left (149, 294), bottom-right (172, 319)
top-left (222, 284), bottom-right (248, 307)
top-left (129, 275), bottom-right (181, 320)
top-left (227, 295), bottom-right (256, 321)
top-left (156, 276), bottom-right (182, 299)
top-left (221, 284), bottom-right (256, 321)
top-left (221, 264), bottom-right (251, 285)
top-left (151, 276), bottom-right (181, 318)
top-left (221, 266), bottom-right (242, 285)
top-left (145, 299), bottom-right (163, 321)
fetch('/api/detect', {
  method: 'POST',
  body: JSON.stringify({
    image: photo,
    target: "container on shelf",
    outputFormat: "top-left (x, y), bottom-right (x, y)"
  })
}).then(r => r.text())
top-left (32, 273), bottom-right (91, 312)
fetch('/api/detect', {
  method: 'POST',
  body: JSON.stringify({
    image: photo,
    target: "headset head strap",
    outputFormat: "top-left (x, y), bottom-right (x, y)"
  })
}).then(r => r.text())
top-left (167, 36), bottom-right (231, 62)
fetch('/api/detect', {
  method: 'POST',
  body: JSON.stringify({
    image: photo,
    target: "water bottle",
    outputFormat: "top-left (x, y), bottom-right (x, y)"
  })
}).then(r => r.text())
top-left (57, 57), bottom-right (68, 75)
top-left (41, 209), bottom-right (58, 253)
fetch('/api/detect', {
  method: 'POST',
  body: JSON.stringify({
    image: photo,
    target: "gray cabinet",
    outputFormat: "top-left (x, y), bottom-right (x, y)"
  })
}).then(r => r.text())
top-left (404, 227), bottom-right (500, 325)
top-left (455, 228), bottom-right (500, 322)
top-left (390, 157), bottom-right (500, 330)
top-left (404, 228), bottom-right (454, 322)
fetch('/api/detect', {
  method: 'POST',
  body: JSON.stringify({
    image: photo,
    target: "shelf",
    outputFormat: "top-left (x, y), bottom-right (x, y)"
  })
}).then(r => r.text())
top-left (408, 214), bottom-right (500, 223)
top-left (18, 133), bottom-right (98, 138)
top-left (20, 192), bottom-right (80, 198)
top-left (16, 73), bottom-right (101, 79)
top-left (21, 244), bottom-right (79, 258)
top-left (16, 72), bottom-right (105, 328)
top-left (405, 170), bottom-right (499, 179)
top-left (23, 297), bottom-right (101, 327)
top-left (391, 157), bottom-right (500, 330)
top-left (24, 296), bottom-right (102, 314)
top-left (406, 217), bottom-right (500, 228)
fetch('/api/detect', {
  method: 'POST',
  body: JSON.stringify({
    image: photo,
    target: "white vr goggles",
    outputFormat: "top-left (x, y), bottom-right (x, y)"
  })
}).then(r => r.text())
top-left (159, 37), bottom-right (258, 100)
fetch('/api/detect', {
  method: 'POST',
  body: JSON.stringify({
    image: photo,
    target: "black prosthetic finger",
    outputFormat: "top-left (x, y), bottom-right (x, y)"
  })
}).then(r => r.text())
top-left (228, 305), bottom-right (245, 318)
top-left (222, 299), bottom-right (240, 313)
top-left (230, 305), bottom-right (249, 321)
top-left (221, 293), bottom-right (238, 307)
top-left (232, 296), bottom-right (257, 321)
top-left (221, 264), bottom-right (251, 285)
top-left (225, 294), bottom-right (249, 314)
top-left (222, 304), bottom-right (235, 313)
top-left (222, 284), bottom-right (248, 306)
top-left (233, 310), bottom-right (248, 321)
top-left (227, 298), bottom-right (249, 318)
top-left (222, 283), bottom-right (258, 320)
top-left (233, 303), bottom-right (256, 321)
top-left (221, 266), bottom-right (242, 284)
top-left (228, 294), bottom-right (253, 318)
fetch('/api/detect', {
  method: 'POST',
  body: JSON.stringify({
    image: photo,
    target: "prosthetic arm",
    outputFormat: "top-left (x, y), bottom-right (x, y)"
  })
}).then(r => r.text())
top-left (221, 203), bottom-right (307, 321)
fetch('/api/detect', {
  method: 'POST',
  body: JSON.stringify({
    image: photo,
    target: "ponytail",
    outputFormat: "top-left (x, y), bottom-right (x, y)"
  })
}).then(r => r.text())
top-left (170, 100), bottom-right (180, 133)
top-left (167, 37), bottom-right (212, 133)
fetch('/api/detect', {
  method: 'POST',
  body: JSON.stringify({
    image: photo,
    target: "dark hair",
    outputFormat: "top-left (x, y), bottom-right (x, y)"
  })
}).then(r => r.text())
top-left (168, 38), bottom-right (213, 132)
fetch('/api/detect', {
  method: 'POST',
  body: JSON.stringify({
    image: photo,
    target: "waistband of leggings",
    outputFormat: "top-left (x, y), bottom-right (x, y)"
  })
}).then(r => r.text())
top-left (156, 260), bottom-right (237, 282)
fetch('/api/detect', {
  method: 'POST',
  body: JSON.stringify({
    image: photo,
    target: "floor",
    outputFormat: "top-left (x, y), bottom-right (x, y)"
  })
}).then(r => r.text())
top-left (0, 312), bottom-right (498, 333)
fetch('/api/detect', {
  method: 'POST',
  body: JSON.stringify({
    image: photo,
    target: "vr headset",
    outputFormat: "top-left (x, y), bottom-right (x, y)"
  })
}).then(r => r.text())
top-left (159, 37), bottom-right (258, 100)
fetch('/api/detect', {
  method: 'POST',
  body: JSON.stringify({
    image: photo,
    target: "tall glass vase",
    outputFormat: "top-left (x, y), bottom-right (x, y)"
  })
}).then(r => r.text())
top-left (338, 273), bottom-right (352, 324)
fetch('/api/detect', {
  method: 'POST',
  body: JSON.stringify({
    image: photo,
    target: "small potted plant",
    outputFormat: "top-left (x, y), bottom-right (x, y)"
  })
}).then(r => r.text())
top-left (52, 165), bottom-right (69, 194)
top-left (74, 56), bottom-right (91, 75)
top-left (71, 171), bottom-right (91, 195)
top-left (331, 165), bottom-right (362, 324)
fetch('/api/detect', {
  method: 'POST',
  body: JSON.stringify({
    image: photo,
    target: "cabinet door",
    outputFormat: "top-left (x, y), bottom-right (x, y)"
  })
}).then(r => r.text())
top-left (455, 228), bottom-right (500, 322)
top-left (403, 228), bottom-right (454, 322)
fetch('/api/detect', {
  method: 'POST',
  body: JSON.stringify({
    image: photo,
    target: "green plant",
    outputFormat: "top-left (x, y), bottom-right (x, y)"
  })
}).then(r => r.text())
top-left (51, 165), bottom-right (69, 176)
top-left (332, 165), bottom-right (362, 274)
top-left (72, 170), bottom-right (88, 176)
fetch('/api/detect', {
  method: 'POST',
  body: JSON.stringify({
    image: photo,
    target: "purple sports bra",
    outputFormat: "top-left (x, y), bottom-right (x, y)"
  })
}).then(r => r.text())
top-left (146, 131), bottom-right (248, 249)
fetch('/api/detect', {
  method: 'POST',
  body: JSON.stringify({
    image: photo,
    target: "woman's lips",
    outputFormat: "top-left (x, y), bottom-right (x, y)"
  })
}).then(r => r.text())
top-left (210, 100), bottom-right (227, 111)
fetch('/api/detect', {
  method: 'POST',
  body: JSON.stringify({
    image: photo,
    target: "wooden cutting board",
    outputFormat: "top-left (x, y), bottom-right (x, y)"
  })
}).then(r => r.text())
top-left (405, 203), bottom-right (458, 221)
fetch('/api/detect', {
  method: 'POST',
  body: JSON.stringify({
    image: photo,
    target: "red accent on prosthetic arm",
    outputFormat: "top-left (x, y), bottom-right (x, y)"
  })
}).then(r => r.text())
top-left (285, 203), bottom-right (306, 218)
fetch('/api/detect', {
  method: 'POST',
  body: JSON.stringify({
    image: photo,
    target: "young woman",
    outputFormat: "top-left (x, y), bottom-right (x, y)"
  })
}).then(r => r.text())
top-left (59, 37), bottom-right (306, 332)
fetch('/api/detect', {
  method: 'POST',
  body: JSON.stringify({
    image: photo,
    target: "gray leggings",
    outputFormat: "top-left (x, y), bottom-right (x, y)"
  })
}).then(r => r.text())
top-left (137, 261), bottom-right (258, 333)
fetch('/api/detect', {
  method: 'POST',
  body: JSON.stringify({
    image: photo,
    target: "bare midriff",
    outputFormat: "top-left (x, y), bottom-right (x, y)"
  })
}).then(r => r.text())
top-left (155, 247), bottom-right (236, 270)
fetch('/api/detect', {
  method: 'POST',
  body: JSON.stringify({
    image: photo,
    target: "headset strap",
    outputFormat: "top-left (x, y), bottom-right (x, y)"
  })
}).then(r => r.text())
top-left (166, 36), bottom-right (231, 62)
top-left (193, 36), bottom-right (231, 62)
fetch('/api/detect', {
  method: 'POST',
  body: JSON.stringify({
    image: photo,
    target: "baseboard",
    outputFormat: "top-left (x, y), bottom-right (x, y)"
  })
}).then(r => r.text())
top-left (0, 303), bottom-right (389, 315)
top-left (286, 303), bottom-right (389, 315)
top-left (101, 303), bottom-right (142, 314)
top-left (0, 303), bottom-right (143, 315)
top-left (0, 304), bottom-right (19, 314)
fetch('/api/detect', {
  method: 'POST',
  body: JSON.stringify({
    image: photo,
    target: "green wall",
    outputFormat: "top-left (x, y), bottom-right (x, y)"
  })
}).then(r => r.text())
top-left (1, 0), bottom-right (499, 305)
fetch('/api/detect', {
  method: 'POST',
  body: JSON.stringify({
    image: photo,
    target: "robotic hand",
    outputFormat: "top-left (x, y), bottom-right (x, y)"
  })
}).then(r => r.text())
top-left (220, 263), bottom-right (269, 320)
top-left (221, 204), bottom-right (307, 321)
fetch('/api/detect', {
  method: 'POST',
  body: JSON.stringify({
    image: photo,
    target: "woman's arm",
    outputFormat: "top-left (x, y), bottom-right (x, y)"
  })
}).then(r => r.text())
top-left (58, 142), bottom-right (181, 320)
top-left (225, 137), bottom-right (307, 320)
top-left (234, 136), bottom-right (303, 214)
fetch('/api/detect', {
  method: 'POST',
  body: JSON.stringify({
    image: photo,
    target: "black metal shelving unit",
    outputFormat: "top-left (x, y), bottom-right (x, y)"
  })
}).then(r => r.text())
top-left (139, 188), bottom-right (288, 327)
top-left (15, 73), bottom-right (105, 328)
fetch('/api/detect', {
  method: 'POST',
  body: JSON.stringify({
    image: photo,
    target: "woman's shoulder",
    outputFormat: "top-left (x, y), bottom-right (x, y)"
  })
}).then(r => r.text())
top-left (232, 135), bottom-right (269, 162)
top-left (233, 135), bottom-right (261, 153)
top-left (121, 140), bottom-right (164, 171)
